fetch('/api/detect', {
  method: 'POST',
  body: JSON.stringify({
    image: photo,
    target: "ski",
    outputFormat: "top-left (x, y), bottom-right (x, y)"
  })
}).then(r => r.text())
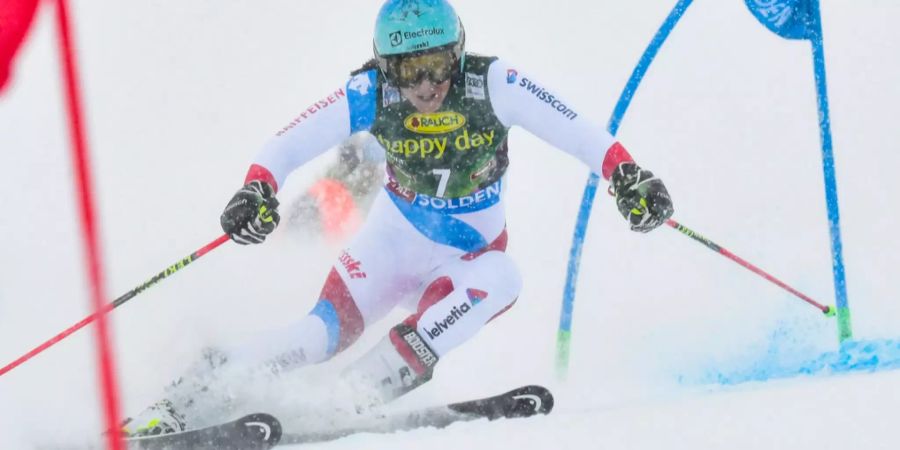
top-left (125, 412), bottom-right (282, 450)
top-left (279, 384), bottom-right (554, 445)
top-left (124, 385), bottom-right (552, 448)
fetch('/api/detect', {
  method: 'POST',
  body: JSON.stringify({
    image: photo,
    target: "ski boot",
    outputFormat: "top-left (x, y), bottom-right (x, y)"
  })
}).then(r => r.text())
top-left (121, 398), bottom-right (187, 437)
top-left (340, 323), bottom-right (438, 408)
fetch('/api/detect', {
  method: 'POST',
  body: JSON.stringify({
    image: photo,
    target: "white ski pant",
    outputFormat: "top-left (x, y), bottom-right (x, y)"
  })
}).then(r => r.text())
top-left (234, 179), bottom-right (522, 373)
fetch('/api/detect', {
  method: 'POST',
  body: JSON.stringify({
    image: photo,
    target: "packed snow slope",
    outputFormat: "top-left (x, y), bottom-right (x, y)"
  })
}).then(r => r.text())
top-left (1, 1), bottom-right (898, 449)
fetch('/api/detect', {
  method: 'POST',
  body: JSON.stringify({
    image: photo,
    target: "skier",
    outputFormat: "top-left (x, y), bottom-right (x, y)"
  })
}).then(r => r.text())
top-left (123, 0), bottom-right (673, 437)
top-left (285, 133), bottom-right (385, 243)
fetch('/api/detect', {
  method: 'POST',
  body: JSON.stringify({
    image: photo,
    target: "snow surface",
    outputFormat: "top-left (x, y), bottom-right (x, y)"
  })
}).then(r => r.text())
top-left (1, 0), bottom-right (899, 449)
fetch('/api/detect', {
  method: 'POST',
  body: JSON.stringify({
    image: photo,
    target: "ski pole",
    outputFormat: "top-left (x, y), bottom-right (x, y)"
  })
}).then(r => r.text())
top-left (665, 219), bottom-right (834, 316)
top-left (0, 234), bottom-right (231, 377)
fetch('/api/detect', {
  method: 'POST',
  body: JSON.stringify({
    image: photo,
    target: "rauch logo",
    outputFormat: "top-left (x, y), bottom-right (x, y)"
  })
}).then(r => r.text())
top-left (403, 112), bottom-right (466, 134)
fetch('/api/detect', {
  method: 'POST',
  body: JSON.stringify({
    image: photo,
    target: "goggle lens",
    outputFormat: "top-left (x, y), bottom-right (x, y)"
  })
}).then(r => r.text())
top-left (386, 51), bottom-right (456, 87)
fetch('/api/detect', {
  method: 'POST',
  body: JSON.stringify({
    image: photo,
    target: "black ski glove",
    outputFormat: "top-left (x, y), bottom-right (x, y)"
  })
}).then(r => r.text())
top-left (610, 162), bottom-right (673, 233)
top-left (220, 180), bottom-right (280, 245)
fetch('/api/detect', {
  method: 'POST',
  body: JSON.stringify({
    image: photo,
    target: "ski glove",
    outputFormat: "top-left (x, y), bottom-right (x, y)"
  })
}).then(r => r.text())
top-left (220, 180), bottom-right (280, 245)
top-left (610, 162), bottom-right (673, 233)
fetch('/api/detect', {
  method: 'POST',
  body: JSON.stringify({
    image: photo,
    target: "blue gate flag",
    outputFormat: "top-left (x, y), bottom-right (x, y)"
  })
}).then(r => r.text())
top-left (744, 0), bottom-right (818, 40)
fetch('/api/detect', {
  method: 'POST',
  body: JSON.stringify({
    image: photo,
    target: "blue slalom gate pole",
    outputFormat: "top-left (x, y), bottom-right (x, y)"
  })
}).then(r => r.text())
top-left (743, 0), bottom-right (852, 342)
top-left (555, 0), bottom-right (695, 379)
top-left (807, 0), bottom-right (851, 341)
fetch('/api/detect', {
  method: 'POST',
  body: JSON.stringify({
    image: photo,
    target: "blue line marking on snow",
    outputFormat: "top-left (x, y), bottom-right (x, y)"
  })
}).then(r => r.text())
top-left (681, 338), bottom-right (900, 386)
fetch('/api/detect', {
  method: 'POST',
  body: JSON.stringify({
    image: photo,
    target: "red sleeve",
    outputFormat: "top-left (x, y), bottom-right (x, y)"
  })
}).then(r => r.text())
top-left (600, 142), bottom-right (635, 180)
top-left (244, 164), bottom-right (279, 193)
top-left (0, 0), bottom-right (41, 94)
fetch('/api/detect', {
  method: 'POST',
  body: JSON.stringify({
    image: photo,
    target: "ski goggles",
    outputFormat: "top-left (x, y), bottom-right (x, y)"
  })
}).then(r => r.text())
top-left (382, 50), bottom-right (457, 88)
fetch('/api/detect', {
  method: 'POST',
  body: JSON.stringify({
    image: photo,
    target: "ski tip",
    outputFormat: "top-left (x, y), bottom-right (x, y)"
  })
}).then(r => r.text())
top-left (507, 385), bottom-right (555, 416)
top-left (238, 413), bottom-right (283, 448)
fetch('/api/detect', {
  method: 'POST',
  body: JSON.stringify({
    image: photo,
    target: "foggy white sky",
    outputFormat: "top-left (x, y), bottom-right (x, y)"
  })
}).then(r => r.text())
top-left (0, 1), bottom-right (898, 449)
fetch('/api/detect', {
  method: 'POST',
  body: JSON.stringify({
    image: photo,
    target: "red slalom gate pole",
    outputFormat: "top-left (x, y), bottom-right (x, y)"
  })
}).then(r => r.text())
top-left (666, 219), bottom-right (834, 316)
top-left (54, 0), bottom-right (123, 447)
top-left (0, 234), bottom-right (230, 378)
